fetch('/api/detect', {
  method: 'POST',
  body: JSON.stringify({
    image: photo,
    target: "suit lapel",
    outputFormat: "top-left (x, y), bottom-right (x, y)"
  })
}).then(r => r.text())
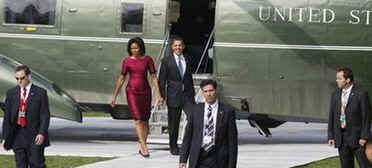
top-left (184, 54), bottom-right (191, 78)
top-left (345, 86), bottom-right (355, 112)
top-left (12, 86), bottom-right (20, 122)
top-left (26, 84), bottom-right (35, 112)
top-left (336, 89), bottom-right (342, 116)
top-left (216, 102), bottom-right (224, 139)
top-left (199, 103), bottom-right (205, 146)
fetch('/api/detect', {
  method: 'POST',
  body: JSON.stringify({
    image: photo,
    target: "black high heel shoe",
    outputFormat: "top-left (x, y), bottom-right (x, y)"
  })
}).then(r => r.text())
top-left (138, 141), bottom-right (150, 158)
top-left (139, 150), bottom-right (150, 158)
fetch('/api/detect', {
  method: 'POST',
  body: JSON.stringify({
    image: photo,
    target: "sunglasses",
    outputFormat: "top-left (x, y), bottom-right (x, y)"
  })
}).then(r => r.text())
top-left (15, 76), bottom-right (26, 81)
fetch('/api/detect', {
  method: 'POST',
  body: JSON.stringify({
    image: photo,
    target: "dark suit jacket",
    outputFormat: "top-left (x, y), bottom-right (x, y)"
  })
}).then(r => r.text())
top-left (2, 84), bottom-right (50, 150)
top-left (158, 53), bottom-right (195, 107)
top-left (328, 85), bottom-right (371, 148)
top-left (180, 102), bottom-right (238, 168)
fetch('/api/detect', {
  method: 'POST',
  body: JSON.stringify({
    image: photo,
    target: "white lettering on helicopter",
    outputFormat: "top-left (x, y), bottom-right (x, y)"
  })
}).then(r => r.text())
top-left (258, 6), bottom-right (372, 25)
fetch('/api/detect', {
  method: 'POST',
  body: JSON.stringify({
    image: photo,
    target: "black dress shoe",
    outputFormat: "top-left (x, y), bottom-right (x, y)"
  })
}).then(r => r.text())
top-left (170, 148), bottom-right (180, 155)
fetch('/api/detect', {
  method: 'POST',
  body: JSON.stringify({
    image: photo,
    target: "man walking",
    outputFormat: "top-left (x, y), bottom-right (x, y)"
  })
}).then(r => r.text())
top-left (180, 79), bottom-right (237, 168)
top-left (2, 65), bottom-right (50, 168)
top-left (159, 37), bottom-right (195, 155)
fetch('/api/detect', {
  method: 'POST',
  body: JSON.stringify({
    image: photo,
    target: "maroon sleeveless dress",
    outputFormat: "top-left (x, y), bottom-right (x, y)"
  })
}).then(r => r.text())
top-left (121, 55), bottom-right (156, 121)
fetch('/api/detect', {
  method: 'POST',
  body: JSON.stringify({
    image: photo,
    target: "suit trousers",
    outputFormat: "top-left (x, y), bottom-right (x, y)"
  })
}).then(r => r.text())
top-left (13, 126), bottom-right (46, 168)
top-left (168, 106), bottom-right (183, 150)
top-left (338, 130), bottom-right (371, 168)
top-left (196, 147), bottom-right (217, 168)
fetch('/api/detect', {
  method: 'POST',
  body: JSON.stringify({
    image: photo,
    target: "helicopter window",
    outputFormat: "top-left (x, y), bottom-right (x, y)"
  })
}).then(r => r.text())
top-left (4, 0), bottom-right (56, 25)
top-left (121, 2), bottom-right (144, 33)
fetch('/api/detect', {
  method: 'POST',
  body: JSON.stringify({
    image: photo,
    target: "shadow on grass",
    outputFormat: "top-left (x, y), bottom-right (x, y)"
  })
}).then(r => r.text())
top-left (0, 155), bottom-right (116, 168)
top-left (293, 156), bottom-right (360, 168)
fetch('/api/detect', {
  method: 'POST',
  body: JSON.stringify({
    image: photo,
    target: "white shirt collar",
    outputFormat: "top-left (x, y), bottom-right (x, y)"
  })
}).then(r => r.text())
top-left (173, 53), bottom-right (184, 60)
top-left (343, 84), bottom-right (353, 93)
top-left (205, 100), bottom-right (218, 109)
top-left (20, 82), bottom-right (32, 99)
top-left (22, 82), bottom-right (32, 91)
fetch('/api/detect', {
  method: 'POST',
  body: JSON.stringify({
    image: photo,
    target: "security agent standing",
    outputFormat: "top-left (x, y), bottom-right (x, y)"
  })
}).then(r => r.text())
top-left (328, 67), bottom-right (372, 168)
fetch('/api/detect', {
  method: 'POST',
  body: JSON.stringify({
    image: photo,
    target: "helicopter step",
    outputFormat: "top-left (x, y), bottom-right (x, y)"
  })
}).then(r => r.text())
top-left (147, 74), bottom-right (213, 144)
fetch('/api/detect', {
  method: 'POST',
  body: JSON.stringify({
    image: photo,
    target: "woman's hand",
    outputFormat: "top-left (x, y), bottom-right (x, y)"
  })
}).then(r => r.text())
top-left (111, 74), bottom-right (125, 108)
top-left (360, 139), bottom-right (367, 146)
top-left (157, 96), bottom-right (164, 106)
top-left (110, 98), bottom-right (116, 108)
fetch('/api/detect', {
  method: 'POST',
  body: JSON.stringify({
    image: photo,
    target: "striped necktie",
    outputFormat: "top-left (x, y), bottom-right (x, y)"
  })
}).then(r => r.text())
top-left (202, 105), bottom-right (215, 152)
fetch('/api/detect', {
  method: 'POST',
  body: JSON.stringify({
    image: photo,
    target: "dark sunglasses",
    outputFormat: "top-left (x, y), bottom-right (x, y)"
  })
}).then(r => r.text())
top-left (15, 76), bottom-right (26, 81)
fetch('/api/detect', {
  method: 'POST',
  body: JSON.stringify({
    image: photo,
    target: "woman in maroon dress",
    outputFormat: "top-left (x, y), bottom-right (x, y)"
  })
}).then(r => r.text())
top-left (111, 37), bottom-right (164, 158)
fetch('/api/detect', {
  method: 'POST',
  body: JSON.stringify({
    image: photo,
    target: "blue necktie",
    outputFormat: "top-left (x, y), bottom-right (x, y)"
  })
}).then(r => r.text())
top-left (178, 57), bottom-right (184, 78)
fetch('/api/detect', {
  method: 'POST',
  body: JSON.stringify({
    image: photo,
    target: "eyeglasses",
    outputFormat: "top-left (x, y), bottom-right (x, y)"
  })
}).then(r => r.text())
top-left (15, 76), bottom-right (26, 81)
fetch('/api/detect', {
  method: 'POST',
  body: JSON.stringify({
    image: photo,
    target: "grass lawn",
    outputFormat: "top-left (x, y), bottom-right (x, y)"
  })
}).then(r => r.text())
top-left (0, 155), bottom-right (115, 168)
top-left (0, 110), bottom-right (111, 118)
top-left (294, 156), bottom-right (359, 168)
top-left (82, 111), bottom-right (111, 117)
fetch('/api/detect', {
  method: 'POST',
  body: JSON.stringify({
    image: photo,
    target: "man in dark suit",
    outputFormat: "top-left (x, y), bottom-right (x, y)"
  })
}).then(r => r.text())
top-left (328, 67), bottom-right (371, 168)
top-left (180, 79), bottom-right (237, 168)
top-left (2, 65), bottom-right (50, 168)
top-left (159, 37), bottom-right (195, 155)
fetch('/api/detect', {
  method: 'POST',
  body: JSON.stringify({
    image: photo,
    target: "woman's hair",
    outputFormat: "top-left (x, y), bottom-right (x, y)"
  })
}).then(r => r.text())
top-left (127, 37), bottom-right (146, 56)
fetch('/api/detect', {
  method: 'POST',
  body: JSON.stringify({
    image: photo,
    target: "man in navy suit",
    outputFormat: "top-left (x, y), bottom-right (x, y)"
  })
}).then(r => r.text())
top-left (159, 37), bottom-right (195, 155)
top-left (180, 79), bottom-right (237, 168)
top-left (2, 65), bottom-right (50, 168)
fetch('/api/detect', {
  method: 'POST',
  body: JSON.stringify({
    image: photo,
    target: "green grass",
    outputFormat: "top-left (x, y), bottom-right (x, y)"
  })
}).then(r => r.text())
top-left (82, 111), bottom-right (111, 117)
top-left (0, 155), bottom-right (115, 168)
top-left (0, 110), bottom-right (111, 118)
top-left (294, 156), bottom-right (359, 168)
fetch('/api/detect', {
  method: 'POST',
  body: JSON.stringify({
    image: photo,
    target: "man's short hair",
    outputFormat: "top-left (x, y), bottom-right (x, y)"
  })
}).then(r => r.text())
top-left (336, 67), bottom-right (354, 83)
top-left (15, 65), bottom-right (31, 75)
top-left (200, 79), bottom-right (217, 90)
top-left (170, 36), bottom-right (184, 46)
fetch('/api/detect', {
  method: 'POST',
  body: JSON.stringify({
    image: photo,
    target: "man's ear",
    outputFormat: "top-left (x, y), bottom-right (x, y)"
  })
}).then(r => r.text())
top-left (346, 78), bottom-right (351, 84)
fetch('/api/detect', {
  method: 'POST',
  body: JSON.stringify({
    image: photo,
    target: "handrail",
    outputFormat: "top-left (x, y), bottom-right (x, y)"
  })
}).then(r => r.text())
top-left (195, 27), bottom-right (215, 74)
top-left (151, 26), bottom-right (171, 109)
top-left (155, 26), bottom-right (171, 67)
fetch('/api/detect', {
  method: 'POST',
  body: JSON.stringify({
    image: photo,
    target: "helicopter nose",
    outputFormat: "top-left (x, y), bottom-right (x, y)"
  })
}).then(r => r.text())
top-left (0, 54), bottom-right (83, 122)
